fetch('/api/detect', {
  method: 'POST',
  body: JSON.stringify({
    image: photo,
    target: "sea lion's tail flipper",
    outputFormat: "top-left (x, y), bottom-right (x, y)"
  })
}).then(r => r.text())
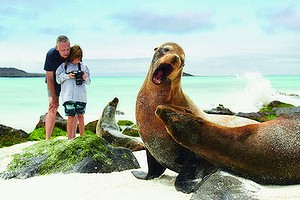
top-left (175, 154), bottom-right (217, 193)
top-left (132, 149), bottom-right (166, 180)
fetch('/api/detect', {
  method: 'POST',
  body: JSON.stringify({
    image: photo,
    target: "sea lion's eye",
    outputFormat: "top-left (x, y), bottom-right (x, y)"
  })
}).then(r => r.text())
top-left (163, 48), bottom-right (169, 53)
top-left (154, 47), bottom-right (158, 51)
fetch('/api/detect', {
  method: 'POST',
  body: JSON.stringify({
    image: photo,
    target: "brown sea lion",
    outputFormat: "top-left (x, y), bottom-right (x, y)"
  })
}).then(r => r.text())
top-left (155, 104), bottom-right (300, 185)
top-left (132, 42), bottom-right (258, 193)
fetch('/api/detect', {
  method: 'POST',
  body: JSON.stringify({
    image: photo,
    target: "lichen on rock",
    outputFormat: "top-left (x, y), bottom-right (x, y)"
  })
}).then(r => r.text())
top-left (1, 134), bottom-right (140, 179)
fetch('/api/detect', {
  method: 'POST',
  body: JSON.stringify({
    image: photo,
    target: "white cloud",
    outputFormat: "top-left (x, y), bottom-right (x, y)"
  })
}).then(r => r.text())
top-left (112, 10), bottom-right (215, 34)
top-left (259, 6), bottom-right (300, 33)
top-left (0, 1), bottom-right (300, 75)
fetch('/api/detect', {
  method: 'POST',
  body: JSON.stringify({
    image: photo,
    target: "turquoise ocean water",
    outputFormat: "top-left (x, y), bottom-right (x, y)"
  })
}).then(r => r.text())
top-left (0, 73), bottom-right (299, 132)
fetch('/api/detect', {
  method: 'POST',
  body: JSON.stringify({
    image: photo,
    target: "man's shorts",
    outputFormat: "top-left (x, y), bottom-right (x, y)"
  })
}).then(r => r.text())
top-left (63, 101), bottom-right (86, 116)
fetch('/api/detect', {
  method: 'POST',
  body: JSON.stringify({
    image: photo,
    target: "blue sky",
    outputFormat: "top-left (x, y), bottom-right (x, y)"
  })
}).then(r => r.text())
top-left (0, 0), bottom-right (299, 76)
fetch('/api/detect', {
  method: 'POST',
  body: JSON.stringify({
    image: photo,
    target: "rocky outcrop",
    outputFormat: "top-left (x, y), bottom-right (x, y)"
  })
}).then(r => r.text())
top-left (204, 104), bottom-right (235, 115)
top-left (191, 170), bottom-right (260, 200)
top-left (235, 100), bottom-right (299, 122)
top-left (1, 134), bottom-right (140, 179)
top-left (274, 106), bottom-right (300, 116)
top-left (0, 124), bottom-right (28, 148)
top-left (0, 67), bottom-right (45, 77)
top-left (205, 100), bottom-right (300, 122)
top-left (35, 112), bottom-right (67, 131)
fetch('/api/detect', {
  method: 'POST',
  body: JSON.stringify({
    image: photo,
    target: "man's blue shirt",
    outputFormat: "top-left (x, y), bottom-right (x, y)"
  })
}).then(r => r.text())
top-left (44, 47), bottom-right (65, 96)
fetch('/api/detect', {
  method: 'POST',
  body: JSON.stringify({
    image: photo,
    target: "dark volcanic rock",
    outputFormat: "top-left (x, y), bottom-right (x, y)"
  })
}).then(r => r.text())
top-left (234, 112), bottom-right (262, 121)
top-left (191, 170), bottom-right (260, 200)
top-left (273, 106), bottom-right (300, 116)
top-left (85, 120), bottom-right (98, 133)
top-left (204, 104), bottom-right (235, 115)
top-left (0, 124), bottom-right (29, 148)
top-left (236, 100), bottom-right (298, 122)
top-left (35, 112), bottom-right (67, 131)
top-left (1, 135), bottom-right (140, 179)
top-left (207, 100), bottom-right (299, 122)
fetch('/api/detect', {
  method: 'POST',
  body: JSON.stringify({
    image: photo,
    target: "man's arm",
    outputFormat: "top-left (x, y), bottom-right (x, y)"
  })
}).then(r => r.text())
top-left (46, 71), bottom-right (59, 106)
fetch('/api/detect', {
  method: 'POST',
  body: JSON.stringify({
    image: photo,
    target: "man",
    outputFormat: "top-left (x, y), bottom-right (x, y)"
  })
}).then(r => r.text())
top-left (44, 35), bottom-right (70, 140)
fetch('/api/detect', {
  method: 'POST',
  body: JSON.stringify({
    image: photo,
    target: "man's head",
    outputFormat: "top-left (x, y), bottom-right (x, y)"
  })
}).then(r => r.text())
top-left (56, 35), bottom-right (70, 59)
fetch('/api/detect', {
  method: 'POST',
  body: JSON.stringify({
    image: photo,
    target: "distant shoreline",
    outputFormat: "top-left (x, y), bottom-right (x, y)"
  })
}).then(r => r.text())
top-left (0, 67), bottom-right (45, 77)
top-left (0, 67), bottom-right (193, 77)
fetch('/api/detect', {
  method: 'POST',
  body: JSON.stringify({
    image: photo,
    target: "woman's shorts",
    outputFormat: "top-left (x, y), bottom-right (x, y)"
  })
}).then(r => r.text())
top-left (63, 101), bottom-right (86, 116)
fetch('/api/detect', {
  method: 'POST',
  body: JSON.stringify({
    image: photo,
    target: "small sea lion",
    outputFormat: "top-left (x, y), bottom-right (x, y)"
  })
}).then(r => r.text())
top-left (96, 97), bottom-right (144, 151)
top-left (155, 104), bottom-right (300, 185)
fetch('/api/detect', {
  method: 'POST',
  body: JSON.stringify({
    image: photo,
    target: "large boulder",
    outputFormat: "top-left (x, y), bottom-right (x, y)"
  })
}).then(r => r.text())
top-left (191, 170), bottom-right (260, 200)
top-left (35, 112), bottom-right (67, 131)
top-left (1, 134), bottom-right (140, 179)
top-left (0, 124), bottom-right (28, 148)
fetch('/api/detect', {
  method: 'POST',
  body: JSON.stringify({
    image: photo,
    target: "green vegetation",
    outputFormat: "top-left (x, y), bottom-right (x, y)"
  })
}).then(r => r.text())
top-left (118, 120), bottom-right (139, 137)
top-left (117, 120), bottom-right (134, 127)
top-left (122, 127), bottom-right (139, 137)
top-left (6, 135), bottom-right (111, 176)
top-left (28, 127), bottom-right (66, 141)
top-left (257, 101), bottom-right (295, 122)
top-left (259, 101), bottom-right (294, 113)
top-left (28, 127), bottom-right (95, 141)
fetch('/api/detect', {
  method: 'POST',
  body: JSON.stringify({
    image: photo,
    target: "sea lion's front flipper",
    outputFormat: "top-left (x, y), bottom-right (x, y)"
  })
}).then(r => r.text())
top-left (132, 149), bottom-right (166, 180)
top-left (175, 154), bottom-right (217, 193)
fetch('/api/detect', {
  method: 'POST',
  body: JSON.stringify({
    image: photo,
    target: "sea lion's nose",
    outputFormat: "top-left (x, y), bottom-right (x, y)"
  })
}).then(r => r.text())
top-left (172, 55), bottom-right (179, 63)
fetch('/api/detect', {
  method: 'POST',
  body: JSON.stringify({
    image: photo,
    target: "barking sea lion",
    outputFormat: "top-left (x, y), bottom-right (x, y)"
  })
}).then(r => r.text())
top-left (133, 42), bottom-right (258, 193)
top-left (156, 104), bottom-right (300, 185)
top-left (96, 97), bottom-right (144, 151)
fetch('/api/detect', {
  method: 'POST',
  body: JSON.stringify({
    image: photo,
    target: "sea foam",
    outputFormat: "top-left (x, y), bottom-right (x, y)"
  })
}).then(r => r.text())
top-left (225, 72), bottom-right (299, 112)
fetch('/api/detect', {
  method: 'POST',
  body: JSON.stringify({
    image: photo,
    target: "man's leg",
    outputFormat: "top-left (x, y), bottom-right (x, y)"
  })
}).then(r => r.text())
top-left (45, 96), bottom-right (59, 140)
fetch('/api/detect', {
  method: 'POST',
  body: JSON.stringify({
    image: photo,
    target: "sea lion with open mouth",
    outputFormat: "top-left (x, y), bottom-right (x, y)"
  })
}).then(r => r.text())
top-left (133, 42), bottom-right (217, 193)
top-left (155, 104), bottom-right (300, 185)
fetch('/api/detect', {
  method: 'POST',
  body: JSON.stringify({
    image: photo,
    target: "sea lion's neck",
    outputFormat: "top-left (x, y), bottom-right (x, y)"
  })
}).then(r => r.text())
top-left (143, 78), bottom-right (183, 104)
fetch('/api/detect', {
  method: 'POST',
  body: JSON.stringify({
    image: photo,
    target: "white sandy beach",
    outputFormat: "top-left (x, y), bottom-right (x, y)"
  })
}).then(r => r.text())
top-left (0, 142), bottom-right (192, 200)
top-left (1, 141), bottom-right (300, 200)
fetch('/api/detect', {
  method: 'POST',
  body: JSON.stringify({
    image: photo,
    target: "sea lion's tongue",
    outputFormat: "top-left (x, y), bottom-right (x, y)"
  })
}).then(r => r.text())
top-left (153, 70), bottom-right (163, 84)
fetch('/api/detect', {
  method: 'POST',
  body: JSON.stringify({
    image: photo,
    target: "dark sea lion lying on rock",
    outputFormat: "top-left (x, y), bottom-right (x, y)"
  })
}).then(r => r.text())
top-left (96, 97), bottom-right (144, 151)
top-left (155, 104), bottom-right (300, 185)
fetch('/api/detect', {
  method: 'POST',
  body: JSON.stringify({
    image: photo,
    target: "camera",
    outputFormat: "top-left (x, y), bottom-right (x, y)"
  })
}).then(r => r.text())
top-left (72, 70), bottom-right (84, 85)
